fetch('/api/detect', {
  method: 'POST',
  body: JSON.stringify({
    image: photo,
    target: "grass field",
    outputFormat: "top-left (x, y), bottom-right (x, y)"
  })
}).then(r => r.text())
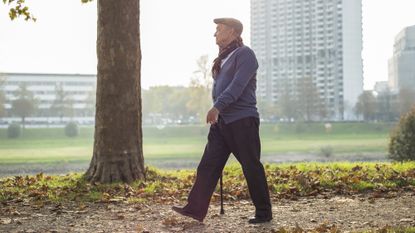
top-left (1, 161), bottom-right (414, 203)
top-left (0, 122), bottom-right (396, 165)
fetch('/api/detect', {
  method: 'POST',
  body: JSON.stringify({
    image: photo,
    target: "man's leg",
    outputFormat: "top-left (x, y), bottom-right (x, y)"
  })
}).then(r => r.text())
top-left (226, 117), bottom-right (272, 220)
top-left (181, 123), bottom-right (231, 220)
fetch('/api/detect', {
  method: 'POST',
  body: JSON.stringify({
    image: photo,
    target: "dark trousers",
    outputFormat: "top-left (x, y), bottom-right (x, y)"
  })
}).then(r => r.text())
top-left (183, 117), bottom-right (272, 220)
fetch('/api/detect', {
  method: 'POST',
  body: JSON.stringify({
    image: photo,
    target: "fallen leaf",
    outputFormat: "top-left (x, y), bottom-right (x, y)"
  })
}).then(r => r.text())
top-left (115, 214), bottom-right (125, 220)
top-left (162, 216), bottom-right (180, 226)
top-left (0, 218), bottom-right (12, 225)
top-left (399, 218), bottom-right (413, 223)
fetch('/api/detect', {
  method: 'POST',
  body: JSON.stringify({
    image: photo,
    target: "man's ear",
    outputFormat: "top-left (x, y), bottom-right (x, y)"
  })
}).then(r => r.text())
top-left (231, 28), bottom-right (238, 38)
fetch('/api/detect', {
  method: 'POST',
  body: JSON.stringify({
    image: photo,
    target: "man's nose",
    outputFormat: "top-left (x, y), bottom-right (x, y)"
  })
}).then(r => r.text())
top-left (214, 32), bottom-right (217, 37)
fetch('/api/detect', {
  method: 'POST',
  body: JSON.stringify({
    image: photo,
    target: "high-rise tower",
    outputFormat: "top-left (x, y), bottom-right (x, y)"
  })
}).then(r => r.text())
top-left (251, 0), bottom-right (363, 120)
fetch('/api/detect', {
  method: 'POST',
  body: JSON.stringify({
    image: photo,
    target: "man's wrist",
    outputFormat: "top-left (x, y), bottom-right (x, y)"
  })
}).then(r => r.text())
top-left (213, 102), bottom-right (224, 112)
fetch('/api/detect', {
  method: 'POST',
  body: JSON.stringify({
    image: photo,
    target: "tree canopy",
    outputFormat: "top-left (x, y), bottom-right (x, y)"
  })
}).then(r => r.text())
top-left (2, 0), bottom-right (93, 21)
top-left (3, 0), bottom-right (36, 21)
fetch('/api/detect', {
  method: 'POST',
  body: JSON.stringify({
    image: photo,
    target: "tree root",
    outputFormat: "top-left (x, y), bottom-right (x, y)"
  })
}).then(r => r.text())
top-left (85, 153), bottom-right (145, 183)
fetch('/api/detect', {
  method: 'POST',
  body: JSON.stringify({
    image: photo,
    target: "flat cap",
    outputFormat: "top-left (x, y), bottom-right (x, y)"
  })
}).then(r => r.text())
top-left (214, 17), bottom-right (243, 36)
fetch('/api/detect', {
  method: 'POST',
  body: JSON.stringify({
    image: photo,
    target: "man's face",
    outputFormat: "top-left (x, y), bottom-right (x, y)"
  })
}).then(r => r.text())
top-left (214, 24), bottom-right (236, 47)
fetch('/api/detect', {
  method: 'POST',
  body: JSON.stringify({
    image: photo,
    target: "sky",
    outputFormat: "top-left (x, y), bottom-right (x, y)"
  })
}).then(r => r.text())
top-left (0, 0), bottom-right (414, 90)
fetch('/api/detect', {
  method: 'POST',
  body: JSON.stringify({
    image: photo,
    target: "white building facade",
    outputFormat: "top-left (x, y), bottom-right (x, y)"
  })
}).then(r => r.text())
top-left (388, 25), bottom-right (415, 92)
top-left (0, 73), bottom-right (96, 125)
top-left (251, 0), bottom-right (363, 120)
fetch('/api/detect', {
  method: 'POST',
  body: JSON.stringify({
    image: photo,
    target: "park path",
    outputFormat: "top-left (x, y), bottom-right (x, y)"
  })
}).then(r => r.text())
top-left (1, 192), bottom-right (414, 232)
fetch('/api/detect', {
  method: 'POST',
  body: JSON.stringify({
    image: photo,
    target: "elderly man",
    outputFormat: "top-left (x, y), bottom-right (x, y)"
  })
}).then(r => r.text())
top-left (172, 18), bottom-right (272, 224)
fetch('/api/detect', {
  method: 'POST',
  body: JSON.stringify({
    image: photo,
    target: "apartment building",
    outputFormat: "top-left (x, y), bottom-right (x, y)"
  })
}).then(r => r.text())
top-left (0, 73), bottom-right (96, 124)
top-left (251, 0), bottom-right (363, 120)
top-left (388, 25), bottom-right (415, 92)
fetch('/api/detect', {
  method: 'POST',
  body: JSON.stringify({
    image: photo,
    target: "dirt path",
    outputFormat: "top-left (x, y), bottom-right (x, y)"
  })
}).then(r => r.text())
top-left (1, 192), bottom-right (414, 233)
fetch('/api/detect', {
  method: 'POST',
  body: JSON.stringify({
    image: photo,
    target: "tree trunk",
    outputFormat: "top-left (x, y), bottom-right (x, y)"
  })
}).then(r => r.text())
top-left (85, 0), bottom-right (145, 183)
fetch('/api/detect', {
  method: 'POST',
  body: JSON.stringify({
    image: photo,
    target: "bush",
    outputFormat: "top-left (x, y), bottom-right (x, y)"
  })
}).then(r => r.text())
top-left (320, 145), bottom-right (334, 158)
top-left (7, 123), bottom-right (21, 138)
top-left (389, 107), bottom-right (415, 161)
top-left (65, 122), bottom-right (79, 137)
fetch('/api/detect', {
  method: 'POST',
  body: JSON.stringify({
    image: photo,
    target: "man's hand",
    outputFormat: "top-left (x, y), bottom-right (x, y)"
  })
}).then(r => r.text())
top-left (206, 107), bottom-right (220, 124)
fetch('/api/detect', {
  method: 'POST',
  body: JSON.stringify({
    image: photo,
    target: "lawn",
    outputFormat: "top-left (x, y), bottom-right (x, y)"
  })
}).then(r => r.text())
top-left (0, 122), bottom-right (395, 164)
top-left (1, 161), bottom-right (414, 203)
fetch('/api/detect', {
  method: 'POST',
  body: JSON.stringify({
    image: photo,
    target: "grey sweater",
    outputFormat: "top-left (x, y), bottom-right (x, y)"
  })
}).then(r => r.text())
top-left (212, 46), bottom-right (259, 124)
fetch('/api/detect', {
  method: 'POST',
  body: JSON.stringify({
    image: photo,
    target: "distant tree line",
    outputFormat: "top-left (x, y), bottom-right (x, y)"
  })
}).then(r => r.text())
top-left (141, 75), bottom-right (329, 124)
top-left (142, 55), bottom-right (212, 125)
top-left (354, 88), bottom-right (415, 122)
top-left (3, 78), bottom-right (414, 125)
top-left (2, 63), bottom-right (414, 125)
top-left (258, 77), bottom-right (328, 122)
top-left (0, 56), bottom-right (213, 126)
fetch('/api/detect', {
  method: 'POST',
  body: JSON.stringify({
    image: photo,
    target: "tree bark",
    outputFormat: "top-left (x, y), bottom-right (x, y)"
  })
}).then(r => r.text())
top-left (85, 0), bottom-right (145, 183)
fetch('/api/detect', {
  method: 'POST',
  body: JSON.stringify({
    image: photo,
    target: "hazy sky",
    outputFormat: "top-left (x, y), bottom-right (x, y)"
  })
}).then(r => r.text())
top-left (0, 0), bottom-right (414, 90)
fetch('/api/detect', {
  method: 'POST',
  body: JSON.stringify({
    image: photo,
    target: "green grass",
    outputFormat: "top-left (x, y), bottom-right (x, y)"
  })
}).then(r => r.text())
top-left (0, 122), bottom-right (394, 164)
top-left (0, 162), bottom-right (414, 204)
top-left (361, 227), bottom-right (415, 233)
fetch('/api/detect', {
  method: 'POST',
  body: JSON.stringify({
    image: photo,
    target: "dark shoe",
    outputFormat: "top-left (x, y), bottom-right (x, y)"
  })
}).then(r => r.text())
top-left (171, 206), bottom-right (204, 222)
top-left (248, 216), bottom-right (272, 224)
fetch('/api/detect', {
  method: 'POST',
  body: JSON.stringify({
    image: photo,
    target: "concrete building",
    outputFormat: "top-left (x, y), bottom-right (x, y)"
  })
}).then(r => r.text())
top-left (374, 81), bottom-right (389, 94)
top-left (251, 0), bottom-right (363, 120)
top-left (388, 25), bottom-right (415, 92)
top-left (0, 73), bottom-right (96, 125)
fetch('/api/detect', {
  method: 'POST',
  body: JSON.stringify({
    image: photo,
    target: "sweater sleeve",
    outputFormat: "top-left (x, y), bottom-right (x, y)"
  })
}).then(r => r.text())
top-left (213, 48), bottom-right (258, 112)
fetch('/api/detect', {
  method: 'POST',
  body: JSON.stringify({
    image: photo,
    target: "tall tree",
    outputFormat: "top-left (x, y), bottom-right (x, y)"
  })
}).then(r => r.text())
top-left (398, 88), bottom-right (415, 116)
top-left (277, 83), bottom-right (299, 121)
top-left (193, 55), bottom-right (212, 89)
top-left (376, 88), bottom-right (398, 122)
top-left (296, 77), bottom-right (326, 121)
top-left (141, 87), bottom-right (161, 124)
top-left (85, 0), bottom-right (145, 183)
top-left (11, 83), bottom-right (37, 128)
top-left (186, 55), bottom-right (212, 122)
top-left (65, 96), bottom-right (76, 120)
top-left (167, 87), bottom-right (190, 121)
top-left (257, 98), bottom-right (279, 122)
top-left (355, 91), bottom-right (377, 121)
top-left (4, 0), bottom-right (148, 184)
top-left (50, 83), bottom-right (72, 123)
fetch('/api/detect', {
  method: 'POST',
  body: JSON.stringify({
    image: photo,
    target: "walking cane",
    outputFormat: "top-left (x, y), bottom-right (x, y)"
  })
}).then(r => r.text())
top-left (220, 173), bottom-right (224, 214)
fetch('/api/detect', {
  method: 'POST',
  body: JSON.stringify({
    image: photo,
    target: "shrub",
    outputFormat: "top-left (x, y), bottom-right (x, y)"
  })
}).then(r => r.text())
top-left (389, 107), bottom-right (415, 161)
top-left (320, 145), bottom-right (334, 158)
top-left (7, 123), bottom-right (21, 138)
top-left (65, 122), bottom-right (79, 137)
